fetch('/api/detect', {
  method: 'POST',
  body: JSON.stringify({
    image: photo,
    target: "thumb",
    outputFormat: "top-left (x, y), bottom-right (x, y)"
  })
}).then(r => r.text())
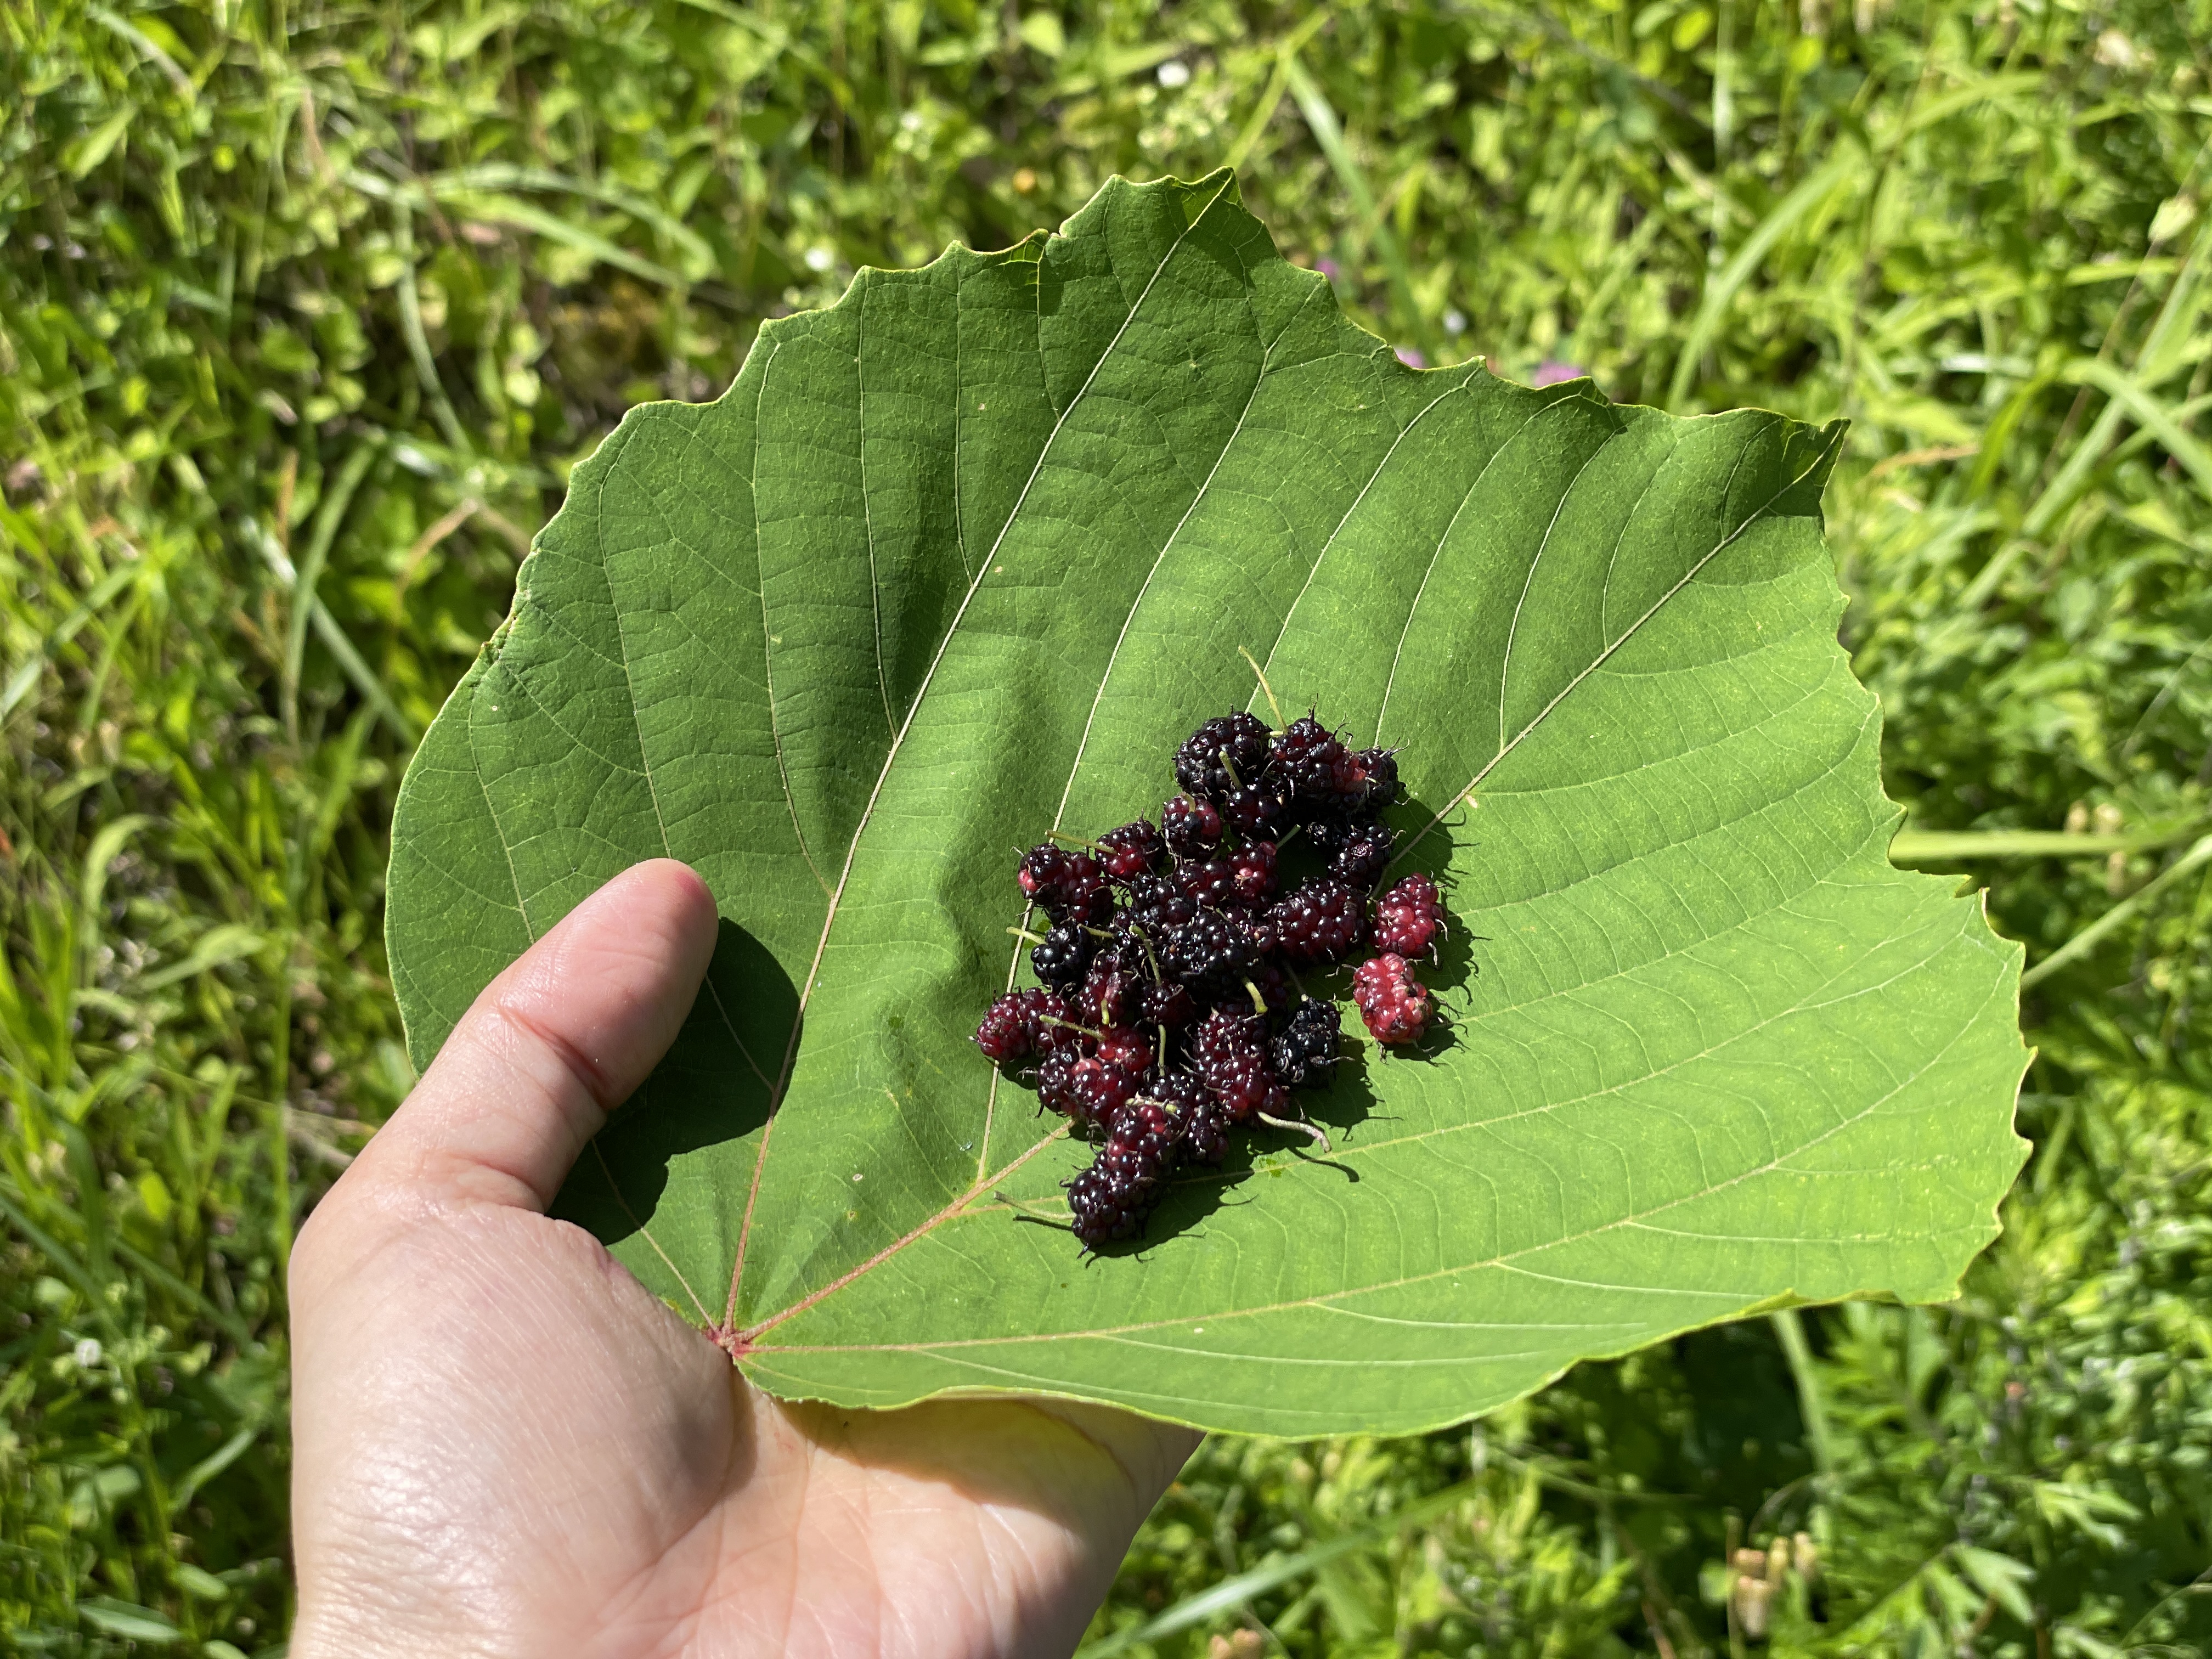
top-left (342, 859), bottom-right (719, 1217)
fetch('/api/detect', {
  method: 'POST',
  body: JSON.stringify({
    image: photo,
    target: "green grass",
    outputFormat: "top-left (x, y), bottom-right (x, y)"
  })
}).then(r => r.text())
top-left (3, 0), bottom-right (2209, 1652)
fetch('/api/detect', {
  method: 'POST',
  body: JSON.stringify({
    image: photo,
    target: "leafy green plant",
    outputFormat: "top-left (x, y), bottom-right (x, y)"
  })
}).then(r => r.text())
top-left (387, 171), bottom-right (2028, 1434)
top-left (4, 0), bottom-right (2208, 1650)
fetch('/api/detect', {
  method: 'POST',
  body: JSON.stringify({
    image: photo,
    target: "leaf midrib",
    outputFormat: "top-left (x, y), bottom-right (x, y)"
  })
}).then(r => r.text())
top-left (728, 173), bottom-right (1241, 1325)
top-left (1001, 263), bottom-right (1322, 1183)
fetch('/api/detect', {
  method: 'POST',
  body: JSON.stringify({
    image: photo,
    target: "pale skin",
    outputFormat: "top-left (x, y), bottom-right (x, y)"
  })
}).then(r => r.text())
top-left (290, 860), bottom-right (1199, 1658)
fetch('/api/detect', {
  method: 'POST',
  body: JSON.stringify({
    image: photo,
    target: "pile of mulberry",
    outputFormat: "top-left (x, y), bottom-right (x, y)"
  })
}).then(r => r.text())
top-left (975, 706), bottom-right (1458, 1249)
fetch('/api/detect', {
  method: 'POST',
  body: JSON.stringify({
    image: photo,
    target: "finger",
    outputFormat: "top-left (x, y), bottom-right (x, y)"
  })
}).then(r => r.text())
top-left (349, 858), bottom-right (719, 1214)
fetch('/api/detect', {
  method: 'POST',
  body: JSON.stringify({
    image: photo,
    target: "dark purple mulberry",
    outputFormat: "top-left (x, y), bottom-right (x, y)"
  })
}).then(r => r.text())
top-left (1176, 859), bottom-right (1243, 910)
top-left (1147, 1072), bottom-right (1229, 1165)
top-left (1043, 1053), bottom-right (1141, 1130)
top-left (1164, 909), bottom-right (1260, 987)
top-left (1332, 746), bottom-right (1402, 810)
top-left (1230, 840), bottom-right (1278, 905)
top-left (1034, 1046), bottom-right (1080, 1114)
top-left (974, 988), bottom-right (1071, 1066)
top-left (1066, 872), bottom-right (1114, 925)
top-left (1141, 978), bottom-right (1198, 1029)
top-left (1161, 794), bottom-right (1223, 860)
top-left (1271, 997), bottom-right (1342, 1087)
top-left (1066, 1096), bottom-right (1179, 1248)
top-left (1101, 910), bottom-right (1157, 975)
top-left (1093, 1023), bottom-right (1154, 1074)
top-left (1017, 844), bottom-right (1068, 901)
top-left (1177, 1095), bottom-right (1233, 1164)
top-left (1065, 1164), bottom-right (1147, 1247)
top-left (1247, 960), bottom-right (1294, 1013)
top-left (1268, 878), bottom-right (1369, 964)
top-left (1077, 955), bottom-right (1139, 1028)
top-left (1174, 712), bottom-right (1272, 800)
top-left (1018, 844), bottom-right (1110, 923)
top-left (1122, 872), bottom-right (1197, 938)
top-left (1096, 820), bottom-right (1165, 881)
top-left (1029, 921), bottom-right (1092, 989)
top-left (1328, 822), bottom-right (1393, 889)
top-left (1268, 714), bottom-right (1347, 804)
top-left (1219, 781), bottom-right (1289, 839)
top-left (1193, 1003), bottom-right (1265, 1075)
top-left (1198, 1043), bottom-right (1286, 1124)
top-left (1304, 813), bottom-right (1355, 858)
top-left (1144, 1070), bottom-right (1209, 1116)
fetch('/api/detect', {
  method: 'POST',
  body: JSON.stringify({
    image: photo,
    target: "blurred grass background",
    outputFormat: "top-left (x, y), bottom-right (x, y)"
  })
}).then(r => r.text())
top-left (3, 0), bottom-right (2210, 1652)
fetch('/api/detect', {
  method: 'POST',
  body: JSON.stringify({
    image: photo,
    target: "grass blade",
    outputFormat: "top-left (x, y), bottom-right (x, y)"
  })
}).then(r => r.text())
top-left (1667, 151), bottom-right (1855, 409)
top-left (310, 599), bottom-right (416, 743)
top-left (1, 561), bottom-right (138, 721)
top-left (1222, 12), bottom-right (1331, 173)
top-left (426, 163), bottom-right (714, 276)
top-left (2019, 834), bottom-right (2212, 990)
top-left (283, 439), bottom-right (381, 741)
top-left (2057, 357), bottom-right (2212, 502)
top-left (2017, 210), bottom-right (2211, 541)
top-left (1284, 58), bottom-right (1438, 361)
top-left (1077, 1479), bottom-right (1476, 1657)
top-left (1891, 823), bottom-right (2209, 862)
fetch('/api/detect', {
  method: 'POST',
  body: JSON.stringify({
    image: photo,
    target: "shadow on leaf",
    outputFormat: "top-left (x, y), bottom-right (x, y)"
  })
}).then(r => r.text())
top-left (551, 917), bottom-right (797, 1260)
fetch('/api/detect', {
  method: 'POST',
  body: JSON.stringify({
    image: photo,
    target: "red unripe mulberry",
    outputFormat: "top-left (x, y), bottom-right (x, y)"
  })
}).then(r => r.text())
top-left (1373, 872), bottom-right (1446, 959)
top-left (1352, 952), bottom-right (1433, 1046)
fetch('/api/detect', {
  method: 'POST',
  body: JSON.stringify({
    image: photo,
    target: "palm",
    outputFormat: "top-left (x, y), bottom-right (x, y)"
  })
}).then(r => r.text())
top-left (291, 863), bottom-right (1194, 1658)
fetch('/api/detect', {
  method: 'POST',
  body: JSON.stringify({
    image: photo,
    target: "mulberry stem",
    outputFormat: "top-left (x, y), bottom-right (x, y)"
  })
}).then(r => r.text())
top-left (1238, 644), bottom-right (1286, 729)
top-left (1257, 1111), bottom-right (1331, 1152)
top-left (1040, 1014), bottom-right (1105, 1041)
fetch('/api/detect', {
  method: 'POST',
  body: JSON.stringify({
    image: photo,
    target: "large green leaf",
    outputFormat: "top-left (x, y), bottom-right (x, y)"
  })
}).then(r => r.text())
top-left (386, 171), bottom-right (2028, 1436)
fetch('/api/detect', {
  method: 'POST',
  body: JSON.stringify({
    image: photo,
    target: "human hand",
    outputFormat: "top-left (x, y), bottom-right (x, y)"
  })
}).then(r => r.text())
top-left (290, 860), bottom-right (1198, 1658)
